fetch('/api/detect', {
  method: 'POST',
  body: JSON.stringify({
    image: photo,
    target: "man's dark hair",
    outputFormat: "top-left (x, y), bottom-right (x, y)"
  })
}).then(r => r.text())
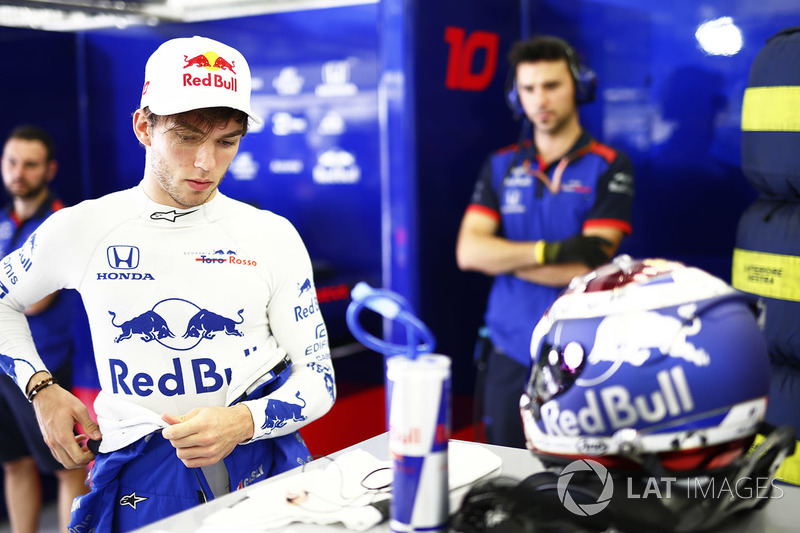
top-left (142, 106), bottom-right (249, 139)
top-left (507, 35), bottom-right (577, 72)
top-left (6, 125), bottom-right (55, 161)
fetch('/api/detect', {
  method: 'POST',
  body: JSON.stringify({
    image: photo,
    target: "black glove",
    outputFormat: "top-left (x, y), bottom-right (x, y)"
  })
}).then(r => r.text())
top-left (542, 235), bottom-right (612, 269)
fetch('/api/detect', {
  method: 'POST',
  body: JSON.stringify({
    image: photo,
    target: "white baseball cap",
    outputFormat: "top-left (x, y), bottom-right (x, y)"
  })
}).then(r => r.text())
top-left (140, 35), bottom-right (261, 124)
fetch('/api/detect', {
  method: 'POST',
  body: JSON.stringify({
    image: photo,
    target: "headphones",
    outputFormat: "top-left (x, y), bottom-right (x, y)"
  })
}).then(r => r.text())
top-left (505, 36), bottom-right (598, 117)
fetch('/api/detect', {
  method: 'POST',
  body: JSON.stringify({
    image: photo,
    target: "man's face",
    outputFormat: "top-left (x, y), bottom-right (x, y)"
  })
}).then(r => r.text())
top-left (145, 115), bottom-right (245, 209)
top-left (1, 139), bottom-right (54, 200)
top-left (516, 59), bottom-right (578, 135)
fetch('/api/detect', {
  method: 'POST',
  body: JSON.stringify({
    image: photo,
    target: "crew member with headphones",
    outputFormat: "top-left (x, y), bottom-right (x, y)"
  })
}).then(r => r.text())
top-left (456, 35), bottom-right (635, 448)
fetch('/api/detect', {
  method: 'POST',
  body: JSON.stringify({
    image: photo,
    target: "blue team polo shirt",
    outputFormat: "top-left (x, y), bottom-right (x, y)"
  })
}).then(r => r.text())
top-left (467, 130), bottom-right (634, 366)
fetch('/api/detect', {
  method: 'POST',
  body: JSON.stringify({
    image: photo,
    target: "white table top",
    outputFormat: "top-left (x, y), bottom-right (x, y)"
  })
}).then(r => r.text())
top-left (134, 432), bottom-right (800, 533)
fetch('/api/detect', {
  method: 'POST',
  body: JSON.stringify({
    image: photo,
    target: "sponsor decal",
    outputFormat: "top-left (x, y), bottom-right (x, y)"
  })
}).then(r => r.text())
top-left (182, 52), bottom-right (238, 92)
top-left (312, 148), bottom-right (361, 184)
top-left (269, 159), bottom-right (304, 174)
top-left (273, 66), bottom-right (304, 95)
top-left (109, 356), bottom-right (233, 396)
top-left (501, 189), bottom-right (526, 214)
top-left (237, 464), bottom-right (265, 490)
top-left (272, 112), bottom-right (308, 136)
top-left (504, 166), bottom-right (532, 187)
top-left (318, 111), bottom-right (345, 135)
top-left (98, 246), bottom-right (153, 279)
top-left (150, 210), bottom-right (197, 222)
top-left (262, 391), bottom-right (307, 433)
top-left (298, 278), bottom-right (312, 297)
top-left (304, 338), bottom-right (329, 356)
top-left (609, 172), bottom-right (633, 195)
top-left (119, 492), bottom-right (148, 510)
top-left (107, 246), bottom-right (140, 270)
top-left (294, 297), bottom-right (320, 321)
top-left (540, 366), bottom-right (694, 436)
top-left (107, 298), bottom-right (244, 351)
top-left (561, 179), bottom-right (592, 194)
top-left (194, 253), bottom-right (257, 266)
top-left (0, 279), bottom-right (8, 299)
top-left (315, 60), bottom-right (357, 97)
top-left (230, 152), bottom-right (259, 181)
top-left (579, 306), bottom-right (708, 387)
top-left (2, 256), bottom-right (18, 285)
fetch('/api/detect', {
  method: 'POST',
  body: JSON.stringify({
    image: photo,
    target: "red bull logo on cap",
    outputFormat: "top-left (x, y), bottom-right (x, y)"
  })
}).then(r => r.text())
top-left (182, 51), bottom-right (238, 92)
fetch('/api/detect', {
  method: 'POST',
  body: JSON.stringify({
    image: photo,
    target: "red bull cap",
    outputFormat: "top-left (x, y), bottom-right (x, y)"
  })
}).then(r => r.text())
top-left (140, 35), bottom-right (261, 124)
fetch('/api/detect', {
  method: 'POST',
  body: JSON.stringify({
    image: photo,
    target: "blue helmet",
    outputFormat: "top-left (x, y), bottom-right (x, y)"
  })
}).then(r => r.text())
top-left (521, 256), bottom-right (770, 471)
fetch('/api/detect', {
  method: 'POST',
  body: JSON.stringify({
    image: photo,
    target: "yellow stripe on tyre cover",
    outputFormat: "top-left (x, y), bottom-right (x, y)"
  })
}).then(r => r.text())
top-left (742, 86), bottom-right (800, 132)
top-left (732, 248), bottom-right (800, 302)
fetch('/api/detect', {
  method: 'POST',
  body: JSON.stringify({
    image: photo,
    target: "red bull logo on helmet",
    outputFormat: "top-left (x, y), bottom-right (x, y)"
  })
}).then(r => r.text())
top-left (182, 51), bottom-right (238, 93)
top-left (540, 365), bottom-right (695, 436)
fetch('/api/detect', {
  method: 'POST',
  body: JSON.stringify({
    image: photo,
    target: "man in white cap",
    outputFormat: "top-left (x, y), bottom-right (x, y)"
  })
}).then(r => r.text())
top-left (0, 36), bottom-right (336, 531)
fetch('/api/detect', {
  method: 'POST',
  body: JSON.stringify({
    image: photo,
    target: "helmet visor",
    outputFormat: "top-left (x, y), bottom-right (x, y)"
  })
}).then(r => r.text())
top-left (527, 340), bottom-right (586, 416)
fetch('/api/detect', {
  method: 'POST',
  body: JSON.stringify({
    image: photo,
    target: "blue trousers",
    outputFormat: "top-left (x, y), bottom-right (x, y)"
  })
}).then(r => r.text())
top-left (70, 430), bottom-right (311, 532)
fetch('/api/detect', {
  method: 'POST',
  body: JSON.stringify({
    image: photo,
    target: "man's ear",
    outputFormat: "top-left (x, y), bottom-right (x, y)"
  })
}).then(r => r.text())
top-left (132, 109), bottom-right (152, 147)
top-left (46, 160), bottom-right (57, 183)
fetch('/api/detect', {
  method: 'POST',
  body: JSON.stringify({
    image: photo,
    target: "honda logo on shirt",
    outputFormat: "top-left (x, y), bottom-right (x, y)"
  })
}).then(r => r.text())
top-left (107, 246), bottom-right (140, 270)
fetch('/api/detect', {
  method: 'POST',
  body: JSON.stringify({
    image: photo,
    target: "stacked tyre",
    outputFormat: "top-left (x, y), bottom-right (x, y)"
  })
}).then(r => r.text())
top-left (733, 27), bottom-right (800, 476)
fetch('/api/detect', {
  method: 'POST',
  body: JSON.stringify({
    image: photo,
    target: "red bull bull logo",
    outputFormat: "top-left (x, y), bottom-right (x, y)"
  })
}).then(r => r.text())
top-left (108, 298), bottom-right (244, 351)
top-left (183, 51), bottom-right (238, 92)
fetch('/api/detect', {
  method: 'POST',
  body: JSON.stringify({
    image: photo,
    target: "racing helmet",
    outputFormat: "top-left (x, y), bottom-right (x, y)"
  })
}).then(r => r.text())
top-left (520, 256), bottom-right (771, 471)
top-left (500, 257), bottom-right (795, 532)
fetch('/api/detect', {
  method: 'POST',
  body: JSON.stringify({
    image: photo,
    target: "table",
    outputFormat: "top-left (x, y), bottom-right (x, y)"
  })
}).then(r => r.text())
top-left (135, 433), bottom-right (800, 532)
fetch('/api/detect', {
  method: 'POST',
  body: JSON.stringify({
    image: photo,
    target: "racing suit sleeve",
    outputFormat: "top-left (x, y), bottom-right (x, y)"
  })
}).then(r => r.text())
top-left (240, 219), bottom-right (336, 441)
top-left (0, 209), bottom-right (77, 392)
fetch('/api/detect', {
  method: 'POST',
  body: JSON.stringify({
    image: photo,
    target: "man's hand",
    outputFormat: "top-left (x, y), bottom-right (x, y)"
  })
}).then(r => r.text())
top-left (161, 405), bottom-right (255, 468)
top-left (542, 235), bottom-right (612, 269)
top-left (30, 379), bottom-right (102, 469)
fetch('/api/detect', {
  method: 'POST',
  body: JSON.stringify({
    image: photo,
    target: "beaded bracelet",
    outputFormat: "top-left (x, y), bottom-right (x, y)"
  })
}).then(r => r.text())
top-left (27, 376), bottom-right (57, 403)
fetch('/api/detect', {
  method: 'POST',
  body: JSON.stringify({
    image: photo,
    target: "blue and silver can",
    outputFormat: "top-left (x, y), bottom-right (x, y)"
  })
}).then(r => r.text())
top-left (386, 354), bottom-right (451, 533)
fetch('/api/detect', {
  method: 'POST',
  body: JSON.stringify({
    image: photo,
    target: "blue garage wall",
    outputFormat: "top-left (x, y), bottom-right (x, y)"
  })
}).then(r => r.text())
top-left (526, 0), bottom-right (799, 281)
top-left (413, 0), bottom-right (521, 393)
top-left (0, 28), bottom-right (82, 207)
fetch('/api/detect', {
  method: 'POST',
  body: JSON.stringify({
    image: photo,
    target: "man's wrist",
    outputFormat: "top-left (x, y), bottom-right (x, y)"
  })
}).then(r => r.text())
top-left (27, 372), bottom-right (57, 402)
top-left (26, 371), bottom-right (53, 398)
top-left (533, 240), bottom-right (546, 265)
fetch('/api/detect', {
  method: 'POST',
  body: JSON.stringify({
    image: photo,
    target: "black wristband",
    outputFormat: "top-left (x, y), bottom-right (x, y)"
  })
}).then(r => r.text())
top-left (27, 376), bottom-right (57, 402)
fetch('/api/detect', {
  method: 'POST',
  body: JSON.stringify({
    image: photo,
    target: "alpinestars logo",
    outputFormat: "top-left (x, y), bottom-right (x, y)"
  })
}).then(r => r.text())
top-left (119, 491), bottom-right (148, 509)
top-left (150, 210), bottom-right (197, 222)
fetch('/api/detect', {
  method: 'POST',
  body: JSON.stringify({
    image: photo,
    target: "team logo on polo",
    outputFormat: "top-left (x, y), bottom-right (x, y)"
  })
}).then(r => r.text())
top-left (108, 298), bottom-right (244, 350)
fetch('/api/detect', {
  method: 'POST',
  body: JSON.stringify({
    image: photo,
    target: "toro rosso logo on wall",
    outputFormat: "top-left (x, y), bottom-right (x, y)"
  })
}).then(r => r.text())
top-left (108, 298), bottom-right (244, 350)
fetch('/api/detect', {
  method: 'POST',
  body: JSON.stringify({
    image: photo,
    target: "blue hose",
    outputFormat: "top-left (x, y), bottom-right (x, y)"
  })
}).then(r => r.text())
top-left (345, 282), bottom-right (436, 359)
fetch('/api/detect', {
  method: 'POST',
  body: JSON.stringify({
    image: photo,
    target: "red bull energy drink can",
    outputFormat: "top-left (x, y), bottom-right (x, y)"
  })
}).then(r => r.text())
top-left (386, 354), bottom-right (451, 533)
